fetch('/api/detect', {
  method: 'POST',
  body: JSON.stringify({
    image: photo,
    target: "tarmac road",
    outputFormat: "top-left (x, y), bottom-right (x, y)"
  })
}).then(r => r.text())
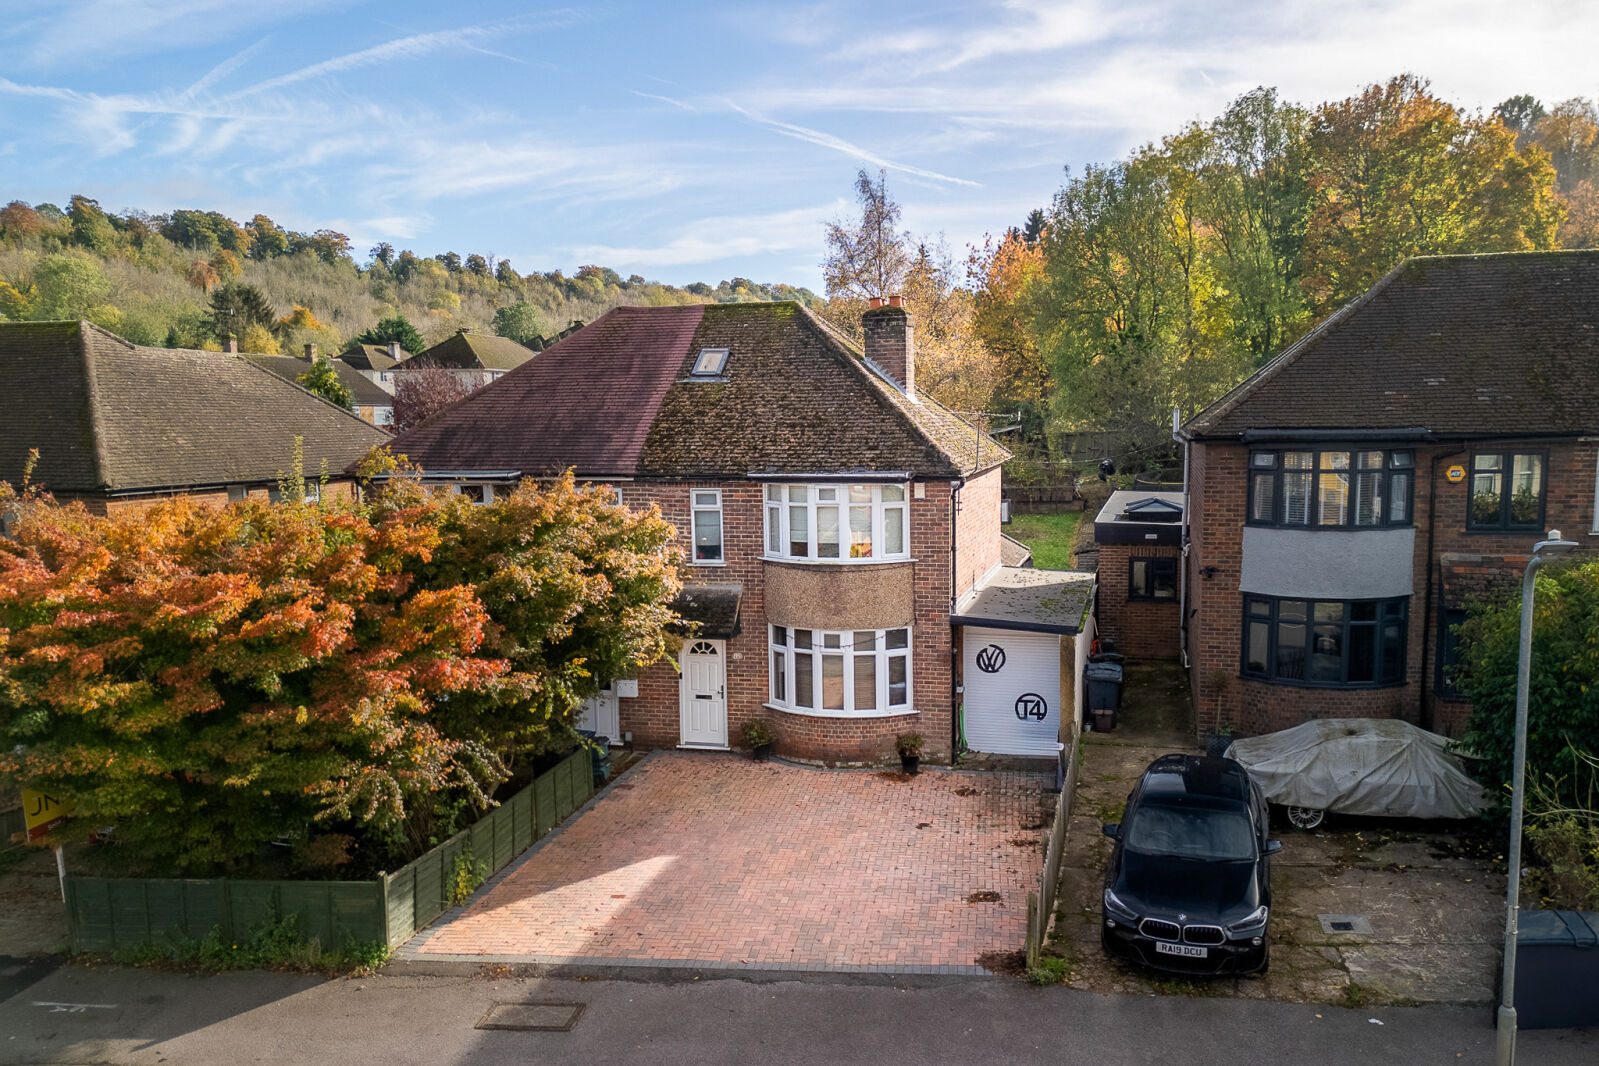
top-left (1, 964), bottom-right (1594, 1066)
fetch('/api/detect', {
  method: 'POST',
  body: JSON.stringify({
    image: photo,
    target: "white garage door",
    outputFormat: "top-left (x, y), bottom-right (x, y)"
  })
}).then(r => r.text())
top-left (962, 626), bottom-right (1062, 756)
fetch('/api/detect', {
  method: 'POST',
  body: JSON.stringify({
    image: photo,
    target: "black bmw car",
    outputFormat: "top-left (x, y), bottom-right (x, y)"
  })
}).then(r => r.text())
top-left (1100, 753), bottom-right (1281, 975)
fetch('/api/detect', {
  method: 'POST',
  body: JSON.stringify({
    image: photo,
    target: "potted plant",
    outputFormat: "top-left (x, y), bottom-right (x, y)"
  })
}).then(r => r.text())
top-left (896, 732), bottom-right (924, 775)
top-left (742, 719), bottom-right (775, 761)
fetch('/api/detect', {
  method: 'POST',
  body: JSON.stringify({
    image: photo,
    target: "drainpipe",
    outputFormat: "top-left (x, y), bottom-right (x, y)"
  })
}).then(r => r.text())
top-left (949, 476), bottom-right (965, 761)
top-left (1419, 446), bottom-right (1464, 731)
top-left (1173, 409), bottom-right (1191, 670)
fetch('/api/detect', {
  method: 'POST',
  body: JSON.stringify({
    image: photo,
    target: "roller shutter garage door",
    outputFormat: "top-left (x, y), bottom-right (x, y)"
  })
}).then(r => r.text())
top-left (962, 626), bottom-right (1062, 756)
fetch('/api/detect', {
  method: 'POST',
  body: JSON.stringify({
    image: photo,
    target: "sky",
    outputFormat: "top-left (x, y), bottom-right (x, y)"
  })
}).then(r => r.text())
top-left (1, 1), bottom-right (1596, 290)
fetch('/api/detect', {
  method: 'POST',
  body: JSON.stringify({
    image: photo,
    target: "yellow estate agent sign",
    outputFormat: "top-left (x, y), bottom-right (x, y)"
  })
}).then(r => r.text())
top-left (23, 788), bottom-right (74, 842)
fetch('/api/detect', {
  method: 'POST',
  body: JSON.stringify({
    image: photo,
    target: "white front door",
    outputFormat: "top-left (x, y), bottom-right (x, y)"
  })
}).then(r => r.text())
top-left (577, 687), bottom-right (621, 746)
top-left (679, 639), bottom-right (728, 748)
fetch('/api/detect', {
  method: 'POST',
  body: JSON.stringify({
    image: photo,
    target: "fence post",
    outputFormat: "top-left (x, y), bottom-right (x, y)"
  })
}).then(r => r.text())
top-left (1026, 890), bottom-right (1041, 970)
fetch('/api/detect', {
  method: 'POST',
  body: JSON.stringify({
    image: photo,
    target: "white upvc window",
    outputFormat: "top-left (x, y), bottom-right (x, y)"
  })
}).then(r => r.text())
top-left (691, 488), bottom-right (723, 564)
top-left (768, 625), bottom-right (912, 717)
top-left (425, 481), bottom-right (503, 504)
top-left (763, 482), bottom-right (909, 562)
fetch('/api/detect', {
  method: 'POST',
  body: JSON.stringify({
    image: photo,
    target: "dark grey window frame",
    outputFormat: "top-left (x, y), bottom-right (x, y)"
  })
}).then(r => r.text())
top-left (1466, 449), bottom-right (1548, 532)
top-left (1437, 605), bottom-right (1469, 701)
top-left (1128, 555), bottom-right (1179, 601)
top-left (1240, 594), bottom-right (1409, 689)
top-left (1246, 447), bottom-right (1415, 530)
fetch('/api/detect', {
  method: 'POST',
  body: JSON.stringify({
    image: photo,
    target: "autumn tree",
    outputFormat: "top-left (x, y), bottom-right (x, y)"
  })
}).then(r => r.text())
top-left (30, 254), bottom-right (112, 320)
top-left (392, 363), bottom-right (473, 432)
top-left (969, 229), bottom-right (1048, 427)
top-left (186, 258), bottom-right (219, 292)
top-left (0, 201), bottom-right (45, 240)
top-left (824, 170), bottom-right (912, 301)
top-left (0, 473), bottom-right (680, 873)
top-left (492, 302), bottom-right (546, 345)
top-left (1301, 75), bottom-right (1561, 313)
top-left (297, 355), bottom-right (354, 410)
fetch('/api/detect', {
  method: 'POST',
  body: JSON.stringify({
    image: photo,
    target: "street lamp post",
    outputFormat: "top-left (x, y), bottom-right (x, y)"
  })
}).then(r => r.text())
top-left (1495, 529), bottom-right (1579, 1066)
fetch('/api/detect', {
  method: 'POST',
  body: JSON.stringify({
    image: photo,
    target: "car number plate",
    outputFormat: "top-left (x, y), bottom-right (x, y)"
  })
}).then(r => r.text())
top-left (1154, 941), bottom-right (1208, 959)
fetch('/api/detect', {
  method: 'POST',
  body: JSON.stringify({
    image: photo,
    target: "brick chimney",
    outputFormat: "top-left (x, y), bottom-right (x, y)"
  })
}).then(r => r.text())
top-left (222, 336), bottom-right (238, 354)
top-left (862, 295), bottom-right (915, 399)
top-left (303, 343), bottom-right (317, 360)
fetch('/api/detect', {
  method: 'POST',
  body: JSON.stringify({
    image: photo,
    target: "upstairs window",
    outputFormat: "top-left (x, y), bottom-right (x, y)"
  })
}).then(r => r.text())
top-left (1248, 448), bottom-right (1412, 528)
top-left (1469, 451), bottom-right (1545, 530)
top-left (763, 483), bottom-right (909, 562)
top-left (691, 489), bottom-right (723, 563)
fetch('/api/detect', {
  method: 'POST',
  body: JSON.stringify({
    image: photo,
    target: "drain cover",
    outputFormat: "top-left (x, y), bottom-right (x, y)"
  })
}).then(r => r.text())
top-left (476, 1002), bottom-right (586, 1032)
top-left (1317, 914), bottom-right (1373, 935)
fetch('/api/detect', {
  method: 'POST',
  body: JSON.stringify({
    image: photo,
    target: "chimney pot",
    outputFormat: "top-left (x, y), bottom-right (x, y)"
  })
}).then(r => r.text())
top-left (868, 296), bottom-right (884, 310)
top-left (888, 294), bottom-right (902, 308)
top-left (303, 343), bottom-right (317, 360)
top-left (861, 300), bottom-right (916, 400)
top-left (223, 337), bottom-right (238, 354)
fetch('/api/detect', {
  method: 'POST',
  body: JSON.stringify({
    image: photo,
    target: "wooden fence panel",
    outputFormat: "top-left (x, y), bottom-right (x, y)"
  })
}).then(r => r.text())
top-left (66, 748), bottom-right (595, 953)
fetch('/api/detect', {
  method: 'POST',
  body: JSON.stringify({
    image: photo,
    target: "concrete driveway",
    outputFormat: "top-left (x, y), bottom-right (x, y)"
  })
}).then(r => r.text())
top-left (402, 751), bottom-right (1055, 975)
top-left (1047, 662), bottom-right (1504, 1006)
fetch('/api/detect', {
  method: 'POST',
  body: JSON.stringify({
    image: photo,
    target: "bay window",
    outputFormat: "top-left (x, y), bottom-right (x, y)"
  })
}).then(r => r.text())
top-left (764, 483), bottom-right (910, 562)
top-left (769, 625), bottom-right (912, 715)
top-left (1248, 448), bottom-right (1413, 528)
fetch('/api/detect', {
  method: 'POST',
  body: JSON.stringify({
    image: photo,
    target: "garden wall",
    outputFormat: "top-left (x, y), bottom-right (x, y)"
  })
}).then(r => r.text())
top-left (66, 747), bottom-right (594, 952)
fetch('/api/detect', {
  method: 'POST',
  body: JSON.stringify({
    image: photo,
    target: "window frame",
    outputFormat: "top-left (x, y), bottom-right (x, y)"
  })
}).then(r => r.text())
top-left (1239, 594), bottom-right (1409, 689)
top-left (768, 624), bottom-right (913, 717)
top-left (762, 482), bottom-right (910, 563)
top-left (1246, 447), bottom-right (1414, 530)
top-left (690, 488), bottom-right (725, 565)
top-left (1466, 449), bottom-right (1548, 532)
top-left (1128, 555), bottom-right (1179, 602)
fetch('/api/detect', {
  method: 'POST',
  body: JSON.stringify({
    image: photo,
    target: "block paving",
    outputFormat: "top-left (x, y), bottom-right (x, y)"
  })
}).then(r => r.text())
top-left (405, 751), bottom-right (1053, 972)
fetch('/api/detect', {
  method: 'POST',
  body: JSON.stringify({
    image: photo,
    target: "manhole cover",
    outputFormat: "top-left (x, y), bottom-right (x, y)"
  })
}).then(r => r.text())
top-left (1317, 914), bottom-right (1373, 935)
top-left (476, 1002), bottom-right (586, 1032)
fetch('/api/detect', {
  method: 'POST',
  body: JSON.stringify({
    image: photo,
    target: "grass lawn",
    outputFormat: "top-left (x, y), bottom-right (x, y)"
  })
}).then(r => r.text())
top-left (1006, 510), bottom-right (1084, 570)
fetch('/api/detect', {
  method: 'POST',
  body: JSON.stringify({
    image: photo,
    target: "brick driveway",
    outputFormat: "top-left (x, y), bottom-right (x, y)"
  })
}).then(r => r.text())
top-left (402, 752), bottom-right (1052, 973)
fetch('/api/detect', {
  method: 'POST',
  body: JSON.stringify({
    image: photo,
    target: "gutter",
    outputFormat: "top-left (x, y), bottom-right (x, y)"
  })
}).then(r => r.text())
top-left (949, 474), bottom-right (966, 761)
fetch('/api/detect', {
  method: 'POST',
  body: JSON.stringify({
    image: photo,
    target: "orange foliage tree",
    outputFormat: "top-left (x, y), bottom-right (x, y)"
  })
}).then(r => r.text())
top-left (0, 470), bottom-right (679, 874)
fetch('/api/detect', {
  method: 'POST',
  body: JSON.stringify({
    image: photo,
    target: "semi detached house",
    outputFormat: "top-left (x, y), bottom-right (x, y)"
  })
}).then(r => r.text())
top-left (1180, 251), bottom-right (1599, 741)
top-left (387, 299), bottom-right (1095, 765)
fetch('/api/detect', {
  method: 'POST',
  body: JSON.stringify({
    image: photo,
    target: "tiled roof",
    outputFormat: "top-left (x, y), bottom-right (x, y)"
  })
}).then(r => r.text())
top-left (247, 354), bottom-right (395, 408)
top-left (1187, 251), bottom-right (1599, 439)
top-left (419, 330), bottom-right (537, 371)
top-left (671, 583), bottom-right (743, 639)
top-left (0, 321), bottom-right (389, 495)
top-left (999, 533), bottom-right (1033, 568)
top-left (337, 343), bottom-right (410, 371)
top-left (386, 302), bottom-right (1008, 480)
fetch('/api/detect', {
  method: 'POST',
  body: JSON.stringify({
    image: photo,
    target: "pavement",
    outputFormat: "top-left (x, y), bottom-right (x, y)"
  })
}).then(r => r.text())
top-left (404, 751), bottom-right (1054, 973)
top-left (1, 964), bottom-right (1595, 1066)
top-left (0, 849), bottom-right (67, 957)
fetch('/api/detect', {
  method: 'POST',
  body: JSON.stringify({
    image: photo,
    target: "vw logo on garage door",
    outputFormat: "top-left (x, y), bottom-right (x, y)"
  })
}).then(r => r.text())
top-left (975, 645), bottom-right (1006, 673)
top-left (1014, 692), bottom-right (1047, 721)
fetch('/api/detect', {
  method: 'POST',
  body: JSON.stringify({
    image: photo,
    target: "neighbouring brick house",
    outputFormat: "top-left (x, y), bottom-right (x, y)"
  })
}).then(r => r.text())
top-left (1180, 252), bottom-right (1599, 741)
top-left (413, 327), bottom-right (538, 389)
top-left (0, 320), bottom-right (389, 513)
top-left (337, 342), bottom-right (412, 395)
top-left (1093, 490), bottom-right (1182, 659)
top-left (385, 298), bottom-right (1095, 765)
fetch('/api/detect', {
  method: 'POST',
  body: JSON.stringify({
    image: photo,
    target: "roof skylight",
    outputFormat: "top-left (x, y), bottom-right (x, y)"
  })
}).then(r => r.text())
top-left (690, 347), bottom-right (729, 377)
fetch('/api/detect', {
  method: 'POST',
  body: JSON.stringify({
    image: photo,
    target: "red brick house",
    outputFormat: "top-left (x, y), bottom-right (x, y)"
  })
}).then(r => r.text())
top-left (386, 298), bottom-right (1095, 765)
top-left (1092, 490), bottom-right (1182, 659)
top-left (0, 320), bottom-right (389, 514)
top-left (1179, 252), bottom-right (1599, 741)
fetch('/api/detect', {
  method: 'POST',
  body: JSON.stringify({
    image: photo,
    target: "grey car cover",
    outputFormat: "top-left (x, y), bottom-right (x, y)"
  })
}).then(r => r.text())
top-left (1224, 718), bottom-right (1488, 819)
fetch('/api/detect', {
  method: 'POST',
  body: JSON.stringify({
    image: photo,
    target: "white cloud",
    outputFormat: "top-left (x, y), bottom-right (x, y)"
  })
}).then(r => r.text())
top-left (725, 101), bottom-right (981, 186)
top-left (569, 200), bottom-right (849, 268)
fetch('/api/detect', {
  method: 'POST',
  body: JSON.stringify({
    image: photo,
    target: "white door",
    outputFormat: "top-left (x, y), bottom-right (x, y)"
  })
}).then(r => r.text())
top-left (679, 639), bottom-right (728, 748)
top-left (962, 626), bottom-right (1062, 756)
top-left (577, 687), bottom-right (620, 746)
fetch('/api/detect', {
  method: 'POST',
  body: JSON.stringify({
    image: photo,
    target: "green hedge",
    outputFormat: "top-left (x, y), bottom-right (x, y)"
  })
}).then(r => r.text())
top-left (67, 747), bottom-right (595, 952)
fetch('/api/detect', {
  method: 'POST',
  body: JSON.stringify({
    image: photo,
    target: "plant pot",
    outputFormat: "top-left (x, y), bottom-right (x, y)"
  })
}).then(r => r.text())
top-left (752, 742), bottom-right (773, 762)
top-left (900, 754), bottom-right (920, 774)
